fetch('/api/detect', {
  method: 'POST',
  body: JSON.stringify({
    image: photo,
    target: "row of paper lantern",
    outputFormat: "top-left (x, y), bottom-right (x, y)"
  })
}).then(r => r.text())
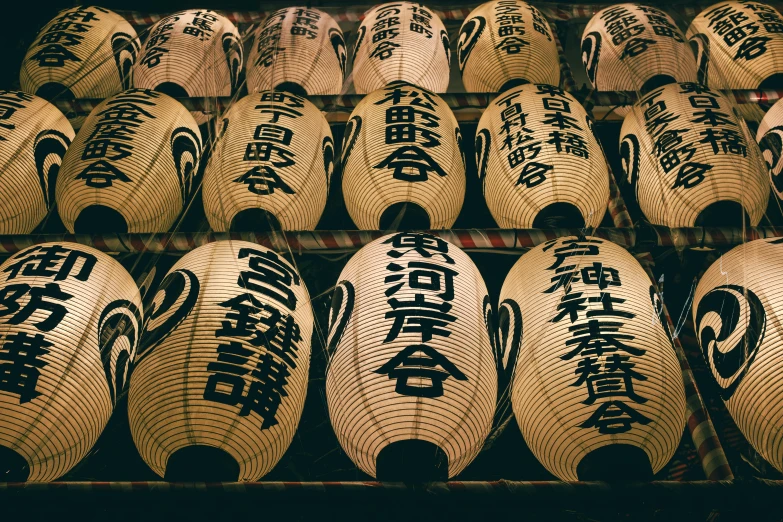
top-left (3, 79), bottom-right (783, 234)
top-left (2, 232), bottom-right (783, 483)
top-left (18, 1), bottom-right (783, 124)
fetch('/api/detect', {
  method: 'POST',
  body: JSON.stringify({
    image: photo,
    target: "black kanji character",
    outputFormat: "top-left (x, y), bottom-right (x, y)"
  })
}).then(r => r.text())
top-left (75, 160), bottom-right (132, 188)
top-left (0, 283), bottom-right (72, 331)
top-left (383, 233), bottom-right (454, 263)
top-left (563, 319), bottom-right (643, 360)
top-left (373, 145), bottom-right (447, 182)
top-left (672, 162), bottom-right (713, 189)
top-left (385, 261), bottom-right (458, 301)
top-left (375, 344), bottom-right (467, 397)
top-left (0, 332), bottom-right (52, 404)
top-left (578, 400), bottom-right (651, 434)
top-left (4, 245), bottom-right (95, 282)
top-left (234, 166), bottom-right (295, 195)
top-left (384, 295), bottom-right (456, 342)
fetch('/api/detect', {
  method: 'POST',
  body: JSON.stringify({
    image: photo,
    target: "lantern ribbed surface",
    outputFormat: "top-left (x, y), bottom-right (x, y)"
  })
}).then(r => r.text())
top-left (0, 242), bottom-right (142, 481)
top-left (325, 232), bottom-right (497, 479)
top-left (20, 6), bottom-right (140, 130)
top-left (693, 238), bottom-right (783, 473)
top-left (619, 82), bottom-right (768, 227)
top-left (133, 10), bottom-right (243, 125)
top-left (128, 241), bottom-right (313, 481)
top-left (755, 97), bottom-right (783, 201)
top-left (341, 83), bottom-right (465, 230)
top-left (246, 7), bottom-right (346, 95)
top-left (203, 91), bottom-right (333, 231)
top-left (0, 91), bottom-right (74, 234)
top-left (57, 88), bottom-right (202, 234)
top-left (501, 236), bottom-right (686, 481)
top-left (581, 4), bottom-right (697, 92)
top-left (352, 2), bottom-right (451, 93)
top-left (457, 0), bottom-right (560, 93)
top-left (475, 83), bottom-right (609, 228)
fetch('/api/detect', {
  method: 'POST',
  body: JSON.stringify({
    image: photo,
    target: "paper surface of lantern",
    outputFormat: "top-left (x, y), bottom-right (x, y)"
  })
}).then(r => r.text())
top-left (581, 4), bottom-right (697, 92)
top-left (128, 241), bottom-right (312, 481)
top-left (341, 82), bottom-right (465, 229)
top-left (619, 82), bottom-right (768, 227)
top-left (755, 97), bottom-right (783, 201)
top-left (693, 238), bottom-right (783, 473)
top-left (246, 7), bottom-right (346, 95)
top-left (0, 91), bottom-right (74, 234)
top-left (500, 236), bottom-right (686, 481)
top-left (203, 91), bottom-right (333, 231)
top-left (352, 2), bottom-right (451, 93)
top-left (0, 242), bottom-right (142, 481)
top-left (133, 10), bottom-right (243, 125)
top-left (325, 232), bottom-right (497, 480)
top-left (57, 88), bottom-right (202, 233)
top-left (457, 0), bottom-right (560, 93)
top-left (475, 83), bottom-right (609, 228)
top-left (20, 6), bottom-right (140, 130)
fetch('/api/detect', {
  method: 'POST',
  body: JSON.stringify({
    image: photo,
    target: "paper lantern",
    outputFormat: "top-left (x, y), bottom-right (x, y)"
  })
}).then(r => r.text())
top-left (352, 2), bottom-right (450, 93)
top-left (133, 10), bottom-right (243, 125)
top-left (693, 238), bottom-right (783, 471)
top-left (457, 0), bottom-right (560, 93)
top-left (500, 236), bottom-right (685, 481)
top-left (755, 97), bottom-right (783, 201)
top-left (581, 4), bottom-right (696, 92)
top-left (246, 7), bottom-right (346, 95)
top-left (475, 83), bottom-right (609, 228)
top-left (0, 242), bottom-right (142, 481)
top-left (20, 6), bottom-right (140, 130)
top-left (0, 91), bottom-right (74, 234)
top-left (341, 82), bottom-right (465, 229)
top-left (128, 240), bottom-right (312, 481)
top-left (57, 88), bottom-right (202, 233)
top-left (619, 82), bottom-right (768, 227)
top-left (203, 91), bottom-right (333, 231)
top-left (326, 232), bottom-right (496, 479)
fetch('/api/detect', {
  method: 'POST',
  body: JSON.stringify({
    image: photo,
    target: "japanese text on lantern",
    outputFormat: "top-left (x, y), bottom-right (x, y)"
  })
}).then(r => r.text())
top-left (76, 89), bottom-right (160, 189)
top-left (375, 233), bottom-right (467, 398)
top-left (704, 2), bottom-right (782, 60)
top-left (374, 84), bottom-right (447, 182)
top-left (141, 14), bottom-right (180, 68)
top-left (203, 248), bottom-right (303, 430)
top-left (0, 245), bottom-right (96, 404)
top-left (600, 4), bottom-right (683, 60)
top-left (31, 7), bottom-right (105, 67)
top-left (183, 10), bottom-right (218, 41)
top-left (0, 91), bottom-right (33, 140)
top-left (235, 91), bottom-right (304, 196)
top-left (542, 238), bottom-right (650, 435)
top-left (369, 3), bottom-right (433, 61)
top-left (255, 8), bottom-right (287, 67)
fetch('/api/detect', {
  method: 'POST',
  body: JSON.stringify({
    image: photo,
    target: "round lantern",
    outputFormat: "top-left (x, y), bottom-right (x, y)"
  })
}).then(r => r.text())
top-left (133, 10), bottom-right (243, 125)
top-left (57, 88), bottom-right (202, 234)
top-left (20, 6), bottom-right (141, 130)
top-left (457, 0), bottom-right (560, 93)
top-left (693, 238), bottom-right (783, 472)
top-left (325, 232), bottom-right (497, 480)
top-left (500, 236), bottom-right (686, 481)
top-left (203, 91), bottom-right (333, 231)
top-left (581, 4), bottom-right (697, 92)
top-left (619, 82), bottom-right (769, 227)
top-left (475, 83), bottom-right (609, 228)
top-left (352, 2), bottom-right (451, 93)
top-left (128, 240), bottom-right (312, 481)
top-left (246, 7), bottom-right (346, 95)
top-left (341, 82), bottom-right (465, 229)
top-left (0, 242), bottom-right (142, 481)
top-left (755, 97), bottom-right (783, 201)
top-left (0, 91), bottom-right (74, 234)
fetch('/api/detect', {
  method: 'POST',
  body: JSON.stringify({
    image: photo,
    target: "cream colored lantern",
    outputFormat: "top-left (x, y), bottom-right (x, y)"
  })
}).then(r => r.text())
top-left (755, 97), bottom-right (783, 201)
top-left (341, 82), bottom-right (465, 229)
top-left (619, 82), bottom-right (768, 227)
top-left (128, 240), bottom-right (312, 481)
top-left (20, 6), bottom-right (140, 130)
top-left (0, 242), bottom-right (142, 481)
top-left (133, 10), bottom-right (243, 125)
top-left (326, 232), bottom-right (497, 479)
top-left (501, 236), bottom-right (686, 480)
top-left (581, 4), bottom-right (696, 92)
top-left (352, 2), bottom-right (451, 93)
top-left (693, 237), bottom-right (783, 472)
top-left (203, 91), bottom-right (333, 231)
top-left (0, 91), bottom-right (74, 234)
top-left (475, 83), bottom-right (609, 228)
top-left (57, 88), bottom-right (202, 233)
top-left (247, 7), bottom-right (346, 95)
top-left (457, 0), bottom-right (560, 93)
